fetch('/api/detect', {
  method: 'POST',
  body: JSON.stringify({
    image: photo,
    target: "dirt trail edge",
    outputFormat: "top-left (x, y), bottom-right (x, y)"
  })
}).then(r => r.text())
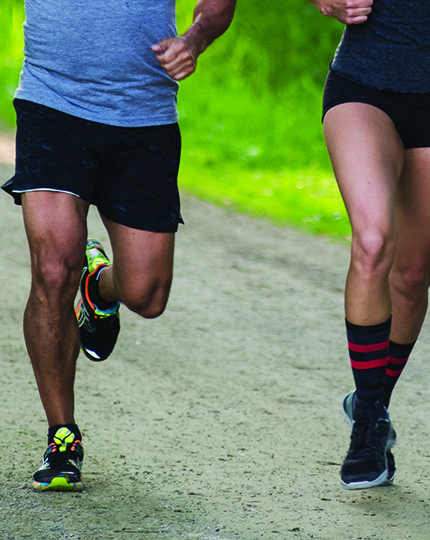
top-left (0, 161), bottom-right (430, 540)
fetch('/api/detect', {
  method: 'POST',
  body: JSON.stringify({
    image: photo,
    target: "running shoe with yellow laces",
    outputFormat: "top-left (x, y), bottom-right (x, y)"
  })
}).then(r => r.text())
top-left (76, 239), bottom-right (120, 361)
top-left (33, 427), bottom-right (84, 491)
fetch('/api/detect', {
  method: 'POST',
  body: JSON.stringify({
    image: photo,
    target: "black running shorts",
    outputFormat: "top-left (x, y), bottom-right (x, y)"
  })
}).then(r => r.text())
top-left (3, 99), bottom-right (184, 233)
top-left (323, 70), bottom-right (430, 149)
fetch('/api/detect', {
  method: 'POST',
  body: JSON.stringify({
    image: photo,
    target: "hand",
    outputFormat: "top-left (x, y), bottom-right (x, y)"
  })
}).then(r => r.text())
top-left (313, 0), bottom-right (373, 24)
top-left (152, 37), bottom-right (197, 81)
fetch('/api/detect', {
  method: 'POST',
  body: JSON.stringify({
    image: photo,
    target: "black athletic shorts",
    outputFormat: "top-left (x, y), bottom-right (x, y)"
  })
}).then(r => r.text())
top-left (2, 99), bottom-right (184, 233)
top-left (323, 70), bottom-right (430, 149)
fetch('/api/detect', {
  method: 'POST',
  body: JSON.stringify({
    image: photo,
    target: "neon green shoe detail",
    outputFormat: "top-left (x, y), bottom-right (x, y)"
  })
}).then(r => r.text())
top-left (33, 427), bottom-right (84, 492)
top-left (53, 427), bottom-right (76, 452)
top-left (86, 238), bottom-right (111, 274)
top-left (34, 476), bottom-right (83, 492)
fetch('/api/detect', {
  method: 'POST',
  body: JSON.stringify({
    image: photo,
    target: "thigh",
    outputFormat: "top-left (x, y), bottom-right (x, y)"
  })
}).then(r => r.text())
top-left (394, 148), bottom-right (430, 272)
top-left (100, 213), bottom-right (175, 301)
top-left (323, 102), bottom-right (405, 234)
top-left (22, 191), bottom-right (90, 283)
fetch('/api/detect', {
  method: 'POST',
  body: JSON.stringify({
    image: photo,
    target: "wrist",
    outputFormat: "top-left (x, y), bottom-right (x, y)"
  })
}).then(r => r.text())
top-left (181, 20), bottom-right (207, 59)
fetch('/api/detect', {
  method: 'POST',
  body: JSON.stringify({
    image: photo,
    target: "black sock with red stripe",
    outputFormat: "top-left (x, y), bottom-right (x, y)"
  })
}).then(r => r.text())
top-left (383, 340), bottom-right (415, 409)
top-left (346, 317), bottom-right (391, 414)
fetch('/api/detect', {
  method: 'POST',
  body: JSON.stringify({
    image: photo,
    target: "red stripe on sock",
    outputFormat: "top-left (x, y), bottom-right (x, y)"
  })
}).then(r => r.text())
top-left (348, 339), bottom-right (389, 353)
top-left (387, 355), bottom-right (408, 365)
top-left (386, 368), bottom-right (404, 377)
top-left (350, 358), bottom-right (387, 370)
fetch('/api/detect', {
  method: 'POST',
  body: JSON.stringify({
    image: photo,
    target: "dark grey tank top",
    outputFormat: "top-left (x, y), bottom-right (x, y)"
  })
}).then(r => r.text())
top-left (331, 0), bottom-right (430, 93)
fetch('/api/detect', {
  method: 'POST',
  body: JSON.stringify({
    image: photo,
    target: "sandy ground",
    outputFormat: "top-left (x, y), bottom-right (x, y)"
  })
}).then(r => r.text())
top-left (1, 152), bottom-right (430, 540)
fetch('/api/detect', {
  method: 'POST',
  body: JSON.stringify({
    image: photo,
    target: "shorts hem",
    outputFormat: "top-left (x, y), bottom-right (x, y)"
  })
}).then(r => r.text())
top-left (322, 99), bottom-right (381, 122)
top-left (404, 141), bottom-right (430, 150)
top-left (13, 187), bottom-right (80, 198)
top-left (98, 207), bottom-right (184, 233)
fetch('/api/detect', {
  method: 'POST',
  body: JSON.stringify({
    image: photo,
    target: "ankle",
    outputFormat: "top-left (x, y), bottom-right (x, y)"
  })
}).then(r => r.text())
top-left (354, 394), bottom-right (387, 418)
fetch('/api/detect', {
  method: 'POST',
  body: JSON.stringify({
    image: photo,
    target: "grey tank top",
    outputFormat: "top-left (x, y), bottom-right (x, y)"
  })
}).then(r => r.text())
top-left (15, 0), bottom-right (179, 126)
top-left (331, 0), bottom-right (430, 93)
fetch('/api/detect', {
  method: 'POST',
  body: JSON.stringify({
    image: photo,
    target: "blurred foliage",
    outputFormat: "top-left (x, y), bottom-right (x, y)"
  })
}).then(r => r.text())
top-left (176, 0), bottom-right (350, 236)
top-left (177, 0), bottom-right (344, 170)
top-left (178, 0), bottom-right (343, 90)
top-left (0, 0), bottom-right (24, 128)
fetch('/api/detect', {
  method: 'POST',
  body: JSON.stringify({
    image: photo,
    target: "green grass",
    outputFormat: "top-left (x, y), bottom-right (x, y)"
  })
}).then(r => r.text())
top-left (0, 0), bottom-right (351, 238)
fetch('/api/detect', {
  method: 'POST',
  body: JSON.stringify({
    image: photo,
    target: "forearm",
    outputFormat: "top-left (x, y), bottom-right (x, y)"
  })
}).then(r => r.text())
top-left (182, 0), bottom-right (237, 59)
top-left (152, 0), bottom-right (236, 81)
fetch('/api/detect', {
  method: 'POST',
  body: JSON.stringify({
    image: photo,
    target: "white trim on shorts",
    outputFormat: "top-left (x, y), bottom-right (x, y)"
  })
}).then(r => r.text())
top-left (12, 188), bottom-right (80, 198)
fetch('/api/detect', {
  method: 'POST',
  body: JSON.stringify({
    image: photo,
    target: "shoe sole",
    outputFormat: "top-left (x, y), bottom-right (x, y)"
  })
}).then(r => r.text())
top-left (76, 296), bottom-right (120, 362)
top-left (33, 476), bottom-right (83, 492)
top-left (75, 300), bottom-right (103, 361)
top-left (76, 241), bottom-right (121, 361)
top-left (341, 469), bottom-right (392, 490)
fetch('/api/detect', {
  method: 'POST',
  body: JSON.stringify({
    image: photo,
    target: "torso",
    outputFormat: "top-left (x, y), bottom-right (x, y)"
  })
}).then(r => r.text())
top-left (16, 0), bottom-right (179, 126)
top-left (331, 0), bottom-right (430, 93)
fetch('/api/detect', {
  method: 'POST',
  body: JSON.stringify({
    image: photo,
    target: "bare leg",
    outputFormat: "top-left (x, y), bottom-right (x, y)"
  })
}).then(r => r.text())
top-left (325, 103), bottom-right (405, 414)
top-left (22, 192), bottom-right (89, 426)
top-left (324, 103), bottom-right (406, 488)
top-left (324, 103), bottom-right (405, 325)
top-left (97, 214), bottom-right (175, 318)
top-left (390, 148), bottom-right (430, 344)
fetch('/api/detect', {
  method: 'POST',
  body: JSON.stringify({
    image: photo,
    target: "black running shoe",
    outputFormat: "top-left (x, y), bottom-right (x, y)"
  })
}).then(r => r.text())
top-left (341, 404), bottom-right (392, 490)
top-left (33, 427), bottom-right (84, 491)
top-left (76, 239), bottom-right (120, 361)
top-left (342, 390), bottom-right (396, 484)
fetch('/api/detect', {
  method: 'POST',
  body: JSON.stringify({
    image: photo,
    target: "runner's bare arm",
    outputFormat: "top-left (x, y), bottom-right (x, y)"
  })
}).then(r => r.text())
top-left (152, 0), bottom-right (237, 81)
top-left (308, 0), bottom-right (373, 24)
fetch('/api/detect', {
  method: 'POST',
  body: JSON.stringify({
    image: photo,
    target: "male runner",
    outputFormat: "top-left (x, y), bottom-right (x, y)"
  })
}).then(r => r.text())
top-left (3, 0), bottom-right (236, 491)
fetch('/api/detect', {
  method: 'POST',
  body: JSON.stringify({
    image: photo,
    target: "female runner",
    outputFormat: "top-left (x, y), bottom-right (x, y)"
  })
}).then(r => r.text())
top-left (313, 0), bottom-right (430, 489)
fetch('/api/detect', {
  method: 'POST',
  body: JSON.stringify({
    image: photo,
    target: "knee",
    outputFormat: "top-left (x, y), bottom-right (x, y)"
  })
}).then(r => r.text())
top-left (31, 249), bottom-right (83, 298)
top-left (120, 281), bottom-right (171, 319)
top-left (391, 265), bottom-right (430, 302)
top-left (351, 229), bottom-right (395, 278)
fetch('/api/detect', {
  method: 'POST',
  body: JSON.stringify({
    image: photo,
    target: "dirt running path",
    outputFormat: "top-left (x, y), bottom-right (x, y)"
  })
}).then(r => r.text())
top-left (0, 159), bottom-right (430, 540)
